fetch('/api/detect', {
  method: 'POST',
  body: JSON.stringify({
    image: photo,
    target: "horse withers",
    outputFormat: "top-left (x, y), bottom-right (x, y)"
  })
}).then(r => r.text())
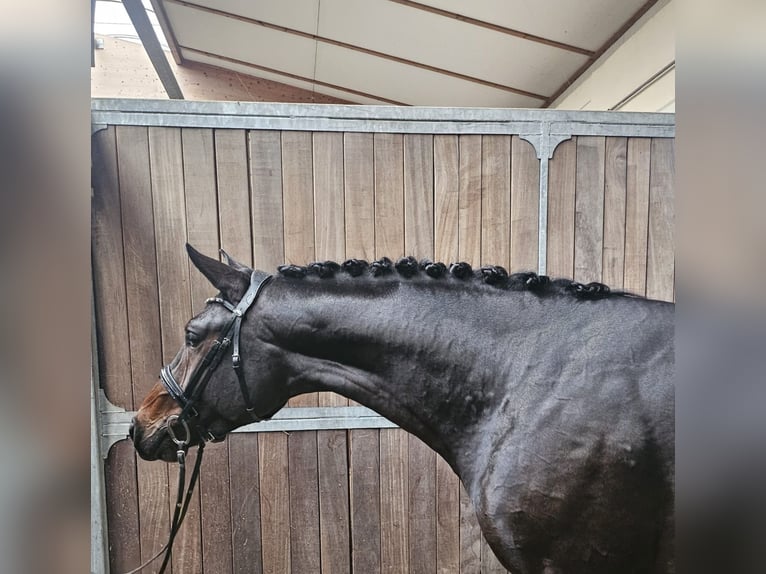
top-left (132, 245), bottom-right (674, 574)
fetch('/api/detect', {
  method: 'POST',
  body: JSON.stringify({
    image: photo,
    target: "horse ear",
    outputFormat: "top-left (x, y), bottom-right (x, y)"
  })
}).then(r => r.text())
top-left (186, 244), bottom-right (249, 302)
top-left (219, 248), bottom-right (252, 273)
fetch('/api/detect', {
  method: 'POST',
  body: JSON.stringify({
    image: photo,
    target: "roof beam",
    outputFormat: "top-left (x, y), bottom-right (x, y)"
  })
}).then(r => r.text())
top-left (122, 0), bottom-right (184, 99)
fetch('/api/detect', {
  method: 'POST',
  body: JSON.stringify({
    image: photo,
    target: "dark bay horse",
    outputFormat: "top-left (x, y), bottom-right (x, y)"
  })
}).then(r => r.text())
top-left (131, 245), bottom-right (674, 574)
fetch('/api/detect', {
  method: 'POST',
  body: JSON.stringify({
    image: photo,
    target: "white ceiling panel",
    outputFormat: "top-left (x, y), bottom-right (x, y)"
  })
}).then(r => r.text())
top-left (164, 1), bottom-right (318, 78)
top-left (317, 0), bottom-right (587, 97)
top-left (410, 0), bottom-right (651, 52)
top-left (174, 0), bottom-right (320, 35)
top-left (315, 43), bottom-right (541, 108)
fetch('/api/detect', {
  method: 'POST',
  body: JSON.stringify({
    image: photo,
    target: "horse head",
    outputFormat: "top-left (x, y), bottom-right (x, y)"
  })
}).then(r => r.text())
top-left (130, 244), bottom-right (288, 462)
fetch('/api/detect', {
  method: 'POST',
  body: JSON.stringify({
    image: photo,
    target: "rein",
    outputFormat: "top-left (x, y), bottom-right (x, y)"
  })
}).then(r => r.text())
top-left (122, 270), bottom-right (271, 574)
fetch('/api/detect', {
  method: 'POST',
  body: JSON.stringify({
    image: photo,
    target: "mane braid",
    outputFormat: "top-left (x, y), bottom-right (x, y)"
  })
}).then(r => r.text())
top-left (275, 256), bottom-right (631, 300)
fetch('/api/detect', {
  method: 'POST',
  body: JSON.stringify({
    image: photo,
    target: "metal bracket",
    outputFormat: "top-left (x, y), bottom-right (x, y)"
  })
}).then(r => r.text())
top-left (97, 390), bottom-right (399, 459)
top-left (520, 122), bottom-right (573, 276)
top-left (91, 123), bottom-right (107, 135)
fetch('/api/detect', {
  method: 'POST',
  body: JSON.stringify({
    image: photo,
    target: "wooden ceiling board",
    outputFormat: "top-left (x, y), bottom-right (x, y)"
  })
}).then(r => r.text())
top-left (314, 43), bottom-right (541, 108)
top-left (317, 0), bottom-right (587, 97)
top-left (171, 0), bottom-right (320, 35)
top-left (407, 0), bottom-right (652, 51)
top-left (164, 1), bottom-right (318, 78)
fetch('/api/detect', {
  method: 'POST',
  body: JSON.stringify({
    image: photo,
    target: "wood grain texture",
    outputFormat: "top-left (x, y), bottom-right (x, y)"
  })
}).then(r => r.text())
top-left (458, 135), bottom-right (483, 266)
top-left (547, 138), bottom-right (577, 279)
top-left (318, 430), bottom-right (351, 573)
top-left (603, 137), bottom-right (628, 289)
top-left (374, 133), bottom-right (405, 260)
top-left (249, 131), bottom-right (285, 271)
top-left (282, 131), bottom-right (317, 407)
top-left (313, 131), bottom-right (348, 408)
top-left (435, 135), bottom-right (459, 262)
top-left (104, 441), bottom-right (141, 573)
top-left (259, 432), bottom-right (291, 574)
top-left (380, 429), bottom-right (409, 574)
top-left (183, 127), bottom-right (235, 574)
top-left (288, 432), bottom-right (321, 573)
top-left (459, 483), bottom-right (482, 574)
top-left (434, 134), bottom-right (461, 574)
top-left (350, 429), bottom-right (382, 574)
top-left (409, 438), bottom-right (437, 574)
top-left (221, 127), bottom-right (262, 574)
top-left (344, 132), bottom-right (375, 261)
top-left (115, 125), bottom-right (170, 567)
top-left (574, 136), bottom-right (606, 283)
top-left (149, 126), bottom-right (202, 574)
top-left (404, 134), bottom-right (435, 257)
top-left (646, 138), bottom-right (675, 302)
top-left (510, 136), bottom-right (539, 272)
top-left (229, 434), bottom-right (263, 574)
top-left (481, 135), bottom-right (511, 268)
top-left (92, 126), bottom-right (132, 408)
top-left (624, 138), bottom-right (651, 296)
top-left (216, 129), bottom-right (252, 265)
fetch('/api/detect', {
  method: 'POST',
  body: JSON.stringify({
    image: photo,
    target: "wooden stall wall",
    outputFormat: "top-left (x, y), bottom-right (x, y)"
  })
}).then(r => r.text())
top-left (93, 125), bottom-right (674, 574)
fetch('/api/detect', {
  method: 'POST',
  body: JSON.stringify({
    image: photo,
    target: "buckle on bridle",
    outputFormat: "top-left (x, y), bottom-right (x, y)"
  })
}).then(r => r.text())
top-left (166, 415), bottom-right (190, 448)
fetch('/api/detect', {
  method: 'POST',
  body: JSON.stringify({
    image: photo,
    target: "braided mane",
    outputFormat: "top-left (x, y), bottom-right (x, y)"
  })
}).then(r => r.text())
top-left (277, 256), bottom-right (633, 300)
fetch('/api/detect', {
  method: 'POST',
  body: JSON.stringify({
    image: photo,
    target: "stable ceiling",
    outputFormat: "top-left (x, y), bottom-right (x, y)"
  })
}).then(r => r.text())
top-left (149, 0), bottom-right (661, 107)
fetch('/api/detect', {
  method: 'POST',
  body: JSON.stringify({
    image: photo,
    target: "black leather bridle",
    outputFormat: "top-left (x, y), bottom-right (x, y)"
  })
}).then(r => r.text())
top-left (160, 270), bottom-right (273, 444)
top-left (123, 270), bottom-right (271, 574)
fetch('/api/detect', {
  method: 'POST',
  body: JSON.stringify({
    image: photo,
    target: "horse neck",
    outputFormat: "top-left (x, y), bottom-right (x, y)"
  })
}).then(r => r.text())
top-left (255, 276), bottom-right (529, 468)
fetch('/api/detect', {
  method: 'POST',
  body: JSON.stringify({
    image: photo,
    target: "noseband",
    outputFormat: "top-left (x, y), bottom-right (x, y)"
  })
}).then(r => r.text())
top-left (160, 270), bottom-right (272, 443)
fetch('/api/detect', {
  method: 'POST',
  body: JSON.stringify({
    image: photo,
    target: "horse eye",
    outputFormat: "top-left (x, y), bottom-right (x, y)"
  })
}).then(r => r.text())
top-left (185, 331), bottom-right (200, 348)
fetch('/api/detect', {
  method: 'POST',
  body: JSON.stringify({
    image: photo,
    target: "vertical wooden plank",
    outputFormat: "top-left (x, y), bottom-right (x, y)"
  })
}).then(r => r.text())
top-left (404, 133), bottom-right (437, 574)
top-left (250, 131), bottom-right (285, 272)
top-left (93, 128), bottom-right (141, 574)
top-left (93, 126), bottom-right (140, 574)
top-left (259, 432), bottom-right (291, 574)
top-left (116, 125), bottom-right (172, 568)
top-left (344, 132), bottom-right (375, 261)
top-left (434, 135), bottom-right (459, 262)
top-left (624, 138), bottom-right (651, 296)
top-left (347, 133), bottom-right (381, 574)
top-left (374, 133), bottom-right (405, 260)
top-left (288, 431), bottom-right (321, 573)
top-left (184, 127), bottom-right (235, 574)
top-left (603, 138), bottom-right (628, 289)
top-left (646, 138), bottom-right (675, 302)
top-left (574, 136), bottom-right (606, 283)
top-left (313, 131), bottom-right (352, 573)
top-left (249, 130), bottom-right (289, 574)
top-left (380, 429), bottom-right (409, 574)
top-left (479, 135), bottom-right (509, 574)
top-left (409, 438), bottom-right (437, 574)
top-left (220, 129), bottom-right (262, 574)
top-left (404, 134), bottom-right (435, 257)
top-left (281, 131), bottom-right (321, 573)
top-left (229, 435), bottom-right (263, 574)
top-left (481, 135), bottom-right (511, 269)
top-left (459, 484), bottom-right (482, 574)
top-left (458, 135), bottom-right (482, 266)
top-left (349, 429), bottom-right (381, 574)
top-left (434, 134), bottom-right (461, 574)
top-left (282, 131), bottom-right (317, 408)
top-left (375, 133), bottom-right (408, 574)
top-left (149, 126), bottom-right (202, 574)
top-left (547, 138), bottom-right (577, 279)
top-left (318, 430), bottom-right (351, 573)
top-left (510, 136), bottom-right (539, 272)
top-left (314, 132), bottom-right (348, 408)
